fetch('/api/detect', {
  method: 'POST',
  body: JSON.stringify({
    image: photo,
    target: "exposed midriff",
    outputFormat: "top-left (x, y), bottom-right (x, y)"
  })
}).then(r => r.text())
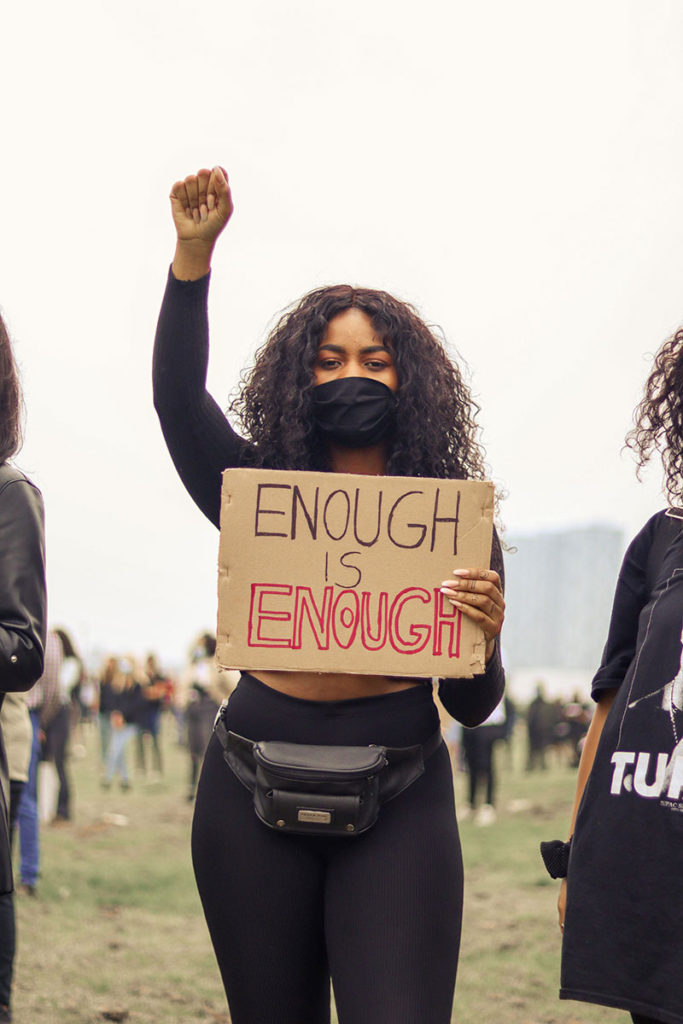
top-left (251, 670), bottom-right (423, 701)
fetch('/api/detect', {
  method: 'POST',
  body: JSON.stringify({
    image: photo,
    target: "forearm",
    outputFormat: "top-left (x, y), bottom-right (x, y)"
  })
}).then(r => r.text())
top-left (566, 687), bottom-right (617, 838)
top-left (438, 639), bottom-right (505, 727)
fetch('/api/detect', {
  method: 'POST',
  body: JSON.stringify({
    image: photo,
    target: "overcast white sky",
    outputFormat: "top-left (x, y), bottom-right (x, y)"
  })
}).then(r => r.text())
top-left (2, 0), bottom-right (682, 668)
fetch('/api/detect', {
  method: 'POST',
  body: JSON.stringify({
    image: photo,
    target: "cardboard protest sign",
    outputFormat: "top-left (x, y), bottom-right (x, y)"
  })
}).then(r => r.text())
top-left (217, 469), bottom-right (494, 679)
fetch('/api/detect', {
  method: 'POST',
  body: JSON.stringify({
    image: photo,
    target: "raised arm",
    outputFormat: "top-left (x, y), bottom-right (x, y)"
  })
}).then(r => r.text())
top-left (153, 167), bottom-right (252, 528)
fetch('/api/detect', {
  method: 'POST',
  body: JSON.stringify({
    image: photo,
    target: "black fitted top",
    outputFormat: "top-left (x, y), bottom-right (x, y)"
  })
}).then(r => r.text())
top-left (153, 268), bottom-right (505, 726)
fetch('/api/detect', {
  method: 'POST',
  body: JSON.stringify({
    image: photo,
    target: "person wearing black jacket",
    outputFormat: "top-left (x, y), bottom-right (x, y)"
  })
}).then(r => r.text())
top-left (0, 312), bottom-right (47, 1023)
top-left (153, 167), bottom-right (505, 1024)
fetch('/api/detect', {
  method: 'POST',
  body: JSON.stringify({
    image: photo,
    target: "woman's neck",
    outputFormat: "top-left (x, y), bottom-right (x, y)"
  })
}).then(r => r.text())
top-left (327, 443), bottom-right (388, 476)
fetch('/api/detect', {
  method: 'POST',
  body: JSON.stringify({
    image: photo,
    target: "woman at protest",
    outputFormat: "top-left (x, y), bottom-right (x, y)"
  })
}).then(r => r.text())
top-left (545, 328), bottom-right (683, 1024)
top-left (97, 656), bottom-right (118, 771)
top-left (43, 627), bottom-right (81, 823)
top-left (180, 633), bottom-right (237, 801)
top-left (0, 312), bottom-right (46, 1023)
top-left (102, 658), bottom-right (144, 791)
top-left (153, 166), bottom-right (505, 1024)
top-left (136, 653), bottom-right (169, 779)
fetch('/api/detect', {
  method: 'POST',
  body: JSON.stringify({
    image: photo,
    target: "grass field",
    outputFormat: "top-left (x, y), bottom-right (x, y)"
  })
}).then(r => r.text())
top-left (10, 720), bottom-right (621, 1024)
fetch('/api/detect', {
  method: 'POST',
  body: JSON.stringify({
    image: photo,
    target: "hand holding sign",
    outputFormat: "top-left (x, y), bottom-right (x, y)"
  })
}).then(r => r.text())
top-left (440, 568), bottom-right (504, 662)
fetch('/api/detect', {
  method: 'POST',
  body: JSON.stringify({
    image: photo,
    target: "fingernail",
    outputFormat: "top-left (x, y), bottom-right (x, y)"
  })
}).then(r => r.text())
top-left (208, 194), bottom-right (215, 210)
top-left (213, 165), bottom-right (225, 182)
top-left (452, 569), bottom-right (469, 577)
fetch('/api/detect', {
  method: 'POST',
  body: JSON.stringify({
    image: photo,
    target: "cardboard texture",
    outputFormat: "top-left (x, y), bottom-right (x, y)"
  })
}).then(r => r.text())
top-left (217, 469), bottom-right (494, 679)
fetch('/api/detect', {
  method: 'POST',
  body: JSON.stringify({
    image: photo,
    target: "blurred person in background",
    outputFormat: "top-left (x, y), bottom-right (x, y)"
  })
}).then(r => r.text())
top-left (0, 693), bottom-right (31, 1024)
top-left (96, 656), bottom-right (118, 772)
top-left (16, 630), bottom-right (60, 896)
top-left (461, 696), bottom-right (507, 825)
top-left (136, 653), bottom-right (170, 779)
top-left (181, 634), bottom-right (237, 802)
top-left (42, 627), bottom-right (81, 824)
top-left (560, 693), bottom-right (591, 768)
top-left (526, 682), bottom-right (553, 771)
top-left (0, 311), bottom-right (47, 1023)
top-left (547, 326), bottom-right (683, 1024)
top-left (75, 665), bottom-right (97, 729)
top-left (102, 658), bottom-right (144, 791)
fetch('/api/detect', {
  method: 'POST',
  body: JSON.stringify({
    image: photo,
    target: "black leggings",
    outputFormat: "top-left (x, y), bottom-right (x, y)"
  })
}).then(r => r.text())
top-left (192, 673), bottom-right (463, 1024)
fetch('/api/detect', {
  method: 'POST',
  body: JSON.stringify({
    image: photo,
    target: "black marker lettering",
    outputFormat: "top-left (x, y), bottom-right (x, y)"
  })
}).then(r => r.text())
top-left (387, 491), bottom-right (427, 549)
top-left (430, 488), bottom-right (460, 554)
top-left (254, 483), bottom-right (290, 538)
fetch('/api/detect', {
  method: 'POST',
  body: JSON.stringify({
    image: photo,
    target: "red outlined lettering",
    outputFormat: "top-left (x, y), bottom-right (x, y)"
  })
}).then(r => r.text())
top-left (388, 588), bottom-right (431, 654)
top-left (248, 584), bottom-right (293, 647)
top-left (360, 591), bottom-right (388, 651)
top-left (292, 586), bottom-right (333, 651)
top-left (432, 588), bottom-right (461, 658)
top-left (331, 590), bottom-right (360, 650)
top-left (246, 583), bottom-right (465, 662)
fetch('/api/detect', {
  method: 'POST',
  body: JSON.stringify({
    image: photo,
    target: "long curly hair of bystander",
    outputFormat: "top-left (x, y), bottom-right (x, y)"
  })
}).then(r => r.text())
top-left (626, 326), bottom-right (683, 505)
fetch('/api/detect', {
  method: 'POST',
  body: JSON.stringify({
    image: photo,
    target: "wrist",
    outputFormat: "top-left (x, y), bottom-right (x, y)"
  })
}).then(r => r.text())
top-left (172, 239), bottom-right (215, 281)
top-left (484, 637), bottom-right (498, 664)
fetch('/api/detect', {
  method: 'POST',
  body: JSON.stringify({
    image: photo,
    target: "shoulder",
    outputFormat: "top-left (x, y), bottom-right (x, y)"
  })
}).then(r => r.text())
top-left (0, 464), bottom-right (44, 529)
top-left (611, 508), bottom-right (683, 602)
top-left (625, 508), bottom-right (679, 562)
top-left (0, 463), bottom-right (40, 494)
top-left (619, 509), bottom-right (667, 556)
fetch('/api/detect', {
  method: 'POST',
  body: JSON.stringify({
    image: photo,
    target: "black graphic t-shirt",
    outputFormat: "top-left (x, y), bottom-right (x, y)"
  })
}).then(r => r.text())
top-left (561, 510), bottom-right (683, 1024)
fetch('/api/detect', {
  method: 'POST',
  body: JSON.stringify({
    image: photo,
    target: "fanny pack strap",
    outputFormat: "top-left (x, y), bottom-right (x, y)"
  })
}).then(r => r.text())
top-left (213, 712), bottom-right (442, 806)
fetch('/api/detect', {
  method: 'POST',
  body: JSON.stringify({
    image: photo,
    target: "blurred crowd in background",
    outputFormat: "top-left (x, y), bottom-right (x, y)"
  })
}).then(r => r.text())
top-left (1, 625), bottom-right (593, 899)
top-left (0, 627), bottom-right (240, 900)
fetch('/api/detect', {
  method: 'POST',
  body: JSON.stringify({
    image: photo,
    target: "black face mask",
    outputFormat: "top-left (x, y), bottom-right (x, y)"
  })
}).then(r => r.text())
top-left (312, 377), bottom-right (397, 448)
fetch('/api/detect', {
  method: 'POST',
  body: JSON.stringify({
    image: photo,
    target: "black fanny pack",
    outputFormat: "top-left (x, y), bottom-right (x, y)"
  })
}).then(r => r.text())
top-left (214, 709), bottom-right (442, 838)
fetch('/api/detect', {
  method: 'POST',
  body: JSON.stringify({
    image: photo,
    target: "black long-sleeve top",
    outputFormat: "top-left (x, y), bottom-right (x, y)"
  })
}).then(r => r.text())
top-left (153, 269), bottom-right (505, 726)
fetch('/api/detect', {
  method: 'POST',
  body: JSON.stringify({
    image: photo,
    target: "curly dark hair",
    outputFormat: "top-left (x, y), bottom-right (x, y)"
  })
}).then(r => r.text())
top-left (625, 327), bottom-right (683, 504)
top-left (0, 313), bottom-right (23, 463)
top-left (229, 284), bottom-right (486, 481)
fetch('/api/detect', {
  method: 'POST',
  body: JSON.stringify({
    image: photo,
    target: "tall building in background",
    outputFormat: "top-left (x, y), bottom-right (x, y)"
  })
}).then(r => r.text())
top-left (502, 524), bottom-right (623, 688)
